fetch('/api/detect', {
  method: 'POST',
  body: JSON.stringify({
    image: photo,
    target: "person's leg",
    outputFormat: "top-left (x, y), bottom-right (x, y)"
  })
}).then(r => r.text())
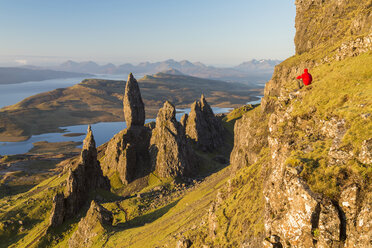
top-left (296, 79), bottom-right (303, 89)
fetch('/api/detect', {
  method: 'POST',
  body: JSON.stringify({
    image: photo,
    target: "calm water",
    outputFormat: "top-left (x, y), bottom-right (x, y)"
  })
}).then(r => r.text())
top-left (0, 77), bottom-right (259, 155)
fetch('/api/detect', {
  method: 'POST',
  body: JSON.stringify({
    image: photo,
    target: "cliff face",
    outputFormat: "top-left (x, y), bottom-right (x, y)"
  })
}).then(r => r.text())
top-left (294, 0), bottom-right (372, 55)
top-left (102, 126), bottom-right (152, 185)
top-left (262, 0), bottom-right (372, 113)
top-left (227, 1), bottom-right (372, 247)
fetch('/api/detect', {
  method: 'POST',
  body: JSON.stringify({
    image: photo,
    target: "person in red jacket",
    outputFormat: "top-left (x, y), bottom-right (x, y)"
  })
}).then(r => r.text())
top-left (296, 68), bottom-right (312, 88)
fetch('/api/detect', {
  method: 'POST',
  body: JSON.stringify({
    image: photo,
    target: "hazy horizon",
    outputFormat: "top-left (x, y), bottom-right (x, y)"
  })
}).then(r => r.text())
top-left (0, 0), bottom-right (296, 67)
top-left (0, 57), bottom-right (283, 69)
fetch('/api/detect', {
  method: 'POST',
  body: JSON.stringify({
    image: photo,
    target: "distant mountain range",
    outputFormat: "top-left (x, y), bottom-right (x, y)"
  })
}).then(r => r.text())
top-left (40, 59), bottom-right (281, 85)
top-left (0, 67), bottom-right (91, 85)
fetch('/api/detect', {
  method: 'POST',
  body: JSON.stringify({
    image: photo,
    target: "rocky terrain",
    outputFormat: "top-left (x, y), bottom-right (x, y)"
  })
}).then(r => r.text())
top-left (0, 72), bottom-right (261, 142)
top-left (0, 0), bottom-right (370, 247)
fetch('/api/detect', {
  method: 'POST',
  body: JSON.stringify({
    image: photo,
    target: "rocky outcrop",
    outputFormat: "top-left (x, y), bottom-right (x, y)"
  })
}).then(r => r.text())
top-left (358, 138), bottom-right (372, 164)
top-left (334, 34), bottom-right (372, 61)
top-left (230, 108), bottom-right (268, 172)
top-left (69, 201), bottom-right (113, 248)
top-left (102, 73), bottom-right (152, 185)
top-left (49, 126), bottom-right (110, 227)
top-left (123, 73), bottom-right (145, 128)
top-left (49, 193), bottom-right (66, 227)
top-left (176, 237), bottom-right (192, 248)
top-left (150, 101), bottom-right (197, 178)
top-left (102, 125), bottom-right (152, 185)
top-left (185, 94), bottom-right (225, 152)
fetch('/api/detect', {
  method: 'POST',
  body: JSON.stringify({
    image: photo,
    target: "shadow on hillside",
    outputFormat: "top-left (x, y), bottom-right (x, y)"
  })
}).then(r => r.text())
top-left (114, 199), bottom-right (180, 230)
top-left (0, 233), bottom-right (27, 248)
top-left (0, 184), bottom-right (37, 198)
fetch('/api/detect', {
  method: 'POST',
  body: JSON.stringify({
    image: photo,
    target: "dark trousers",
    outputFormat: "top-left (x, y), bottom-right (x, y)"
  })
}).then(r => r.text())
top-left (296, 79), bottom-right (304, 89)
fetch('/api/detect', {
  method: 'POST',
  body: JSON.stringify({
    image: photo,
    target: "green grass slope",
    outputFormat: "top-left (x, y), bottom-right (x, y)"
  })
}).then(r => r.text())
top-left (281, 52), bottom-right (372, 199)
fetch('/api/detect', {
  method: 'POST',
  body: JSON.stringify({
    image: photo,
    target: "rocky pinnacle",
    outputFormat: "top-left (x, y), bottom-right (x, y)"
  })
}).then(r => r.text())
top-left (49, 126), bottom-right (110, 228)
top-left (185, 94), bottom-right (224, 152)
top-left (123, 73), bottom-right (145, 128)
top-left (79, 125), bottom-right (97, 165)
top-left (150, 101), bottom-right (197, 178)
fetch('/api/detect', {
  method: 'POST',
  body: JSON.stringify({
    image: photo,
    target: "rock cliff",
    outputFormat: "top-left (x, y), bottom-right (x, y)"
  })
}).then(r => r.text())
top-left (102, 126), bottom-right (152, 185)
top-left (225, 1), bottom-right (372, 247)
top-left (49, 126), bottom-right (110, 227)
top-left (294, 0), bottom-right (372, 55)
top-left (185, 94), bottom-right (225, 152)
top-left (150, 101), bottom-right (198, 178)
top-left (230, 108), bottom-right (268, 172)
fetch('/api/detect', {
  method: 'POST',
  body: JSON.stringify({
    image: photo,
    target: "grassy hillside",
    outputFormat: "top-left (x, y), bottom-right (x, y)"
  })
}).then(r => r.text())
top-left (281, 52), bottom-right (372, 199)
top-left (0, 108), bottom-right (251, 247)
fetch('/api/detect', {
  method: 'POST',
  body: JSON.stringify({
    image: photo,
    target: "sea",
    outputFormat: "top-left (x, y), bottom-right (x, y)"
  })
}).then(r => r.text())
top-left (0, 76), bottom-right (261, 155)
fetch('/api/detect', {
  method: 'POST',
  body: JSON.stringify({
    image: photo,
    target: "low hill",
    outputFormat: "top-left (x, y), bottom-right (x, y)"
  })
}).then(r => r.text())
top-left (0, 67), bottom-right (91, 85)
top-left (0, 73), bottom-right (261, 142)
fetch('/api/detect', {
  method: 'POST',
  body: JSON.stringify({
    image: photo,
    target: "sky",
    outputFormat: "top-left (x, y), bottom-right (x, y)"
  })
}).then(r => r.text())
top-left (0, 0), bottom-right (296, 67)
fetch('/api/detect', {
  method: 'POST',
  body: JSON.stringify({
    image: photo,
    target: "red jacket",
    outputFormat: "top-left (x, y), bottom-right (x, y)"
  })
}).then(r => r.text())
top-left (296, 69), bottom-right (312, 85)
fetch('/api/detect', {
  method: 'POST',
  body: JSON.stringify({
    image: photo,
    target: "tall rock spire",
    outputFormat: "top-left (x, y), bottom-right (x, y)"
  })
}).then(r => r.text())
top-left (49, 126), bottom-right (110, 228)
top-left (123, 73), bottom-right (145, 128)
top-left (103, 74), bottom-right (152, 185)
top-left (79, 125), bottom-right (97, 165)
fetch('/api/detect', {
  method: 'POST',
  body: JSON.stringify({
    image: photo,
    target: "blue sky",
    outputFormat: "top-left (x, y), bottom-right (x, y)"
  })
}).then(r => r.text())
top-left (0, 0), bottom-right (296, 66)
